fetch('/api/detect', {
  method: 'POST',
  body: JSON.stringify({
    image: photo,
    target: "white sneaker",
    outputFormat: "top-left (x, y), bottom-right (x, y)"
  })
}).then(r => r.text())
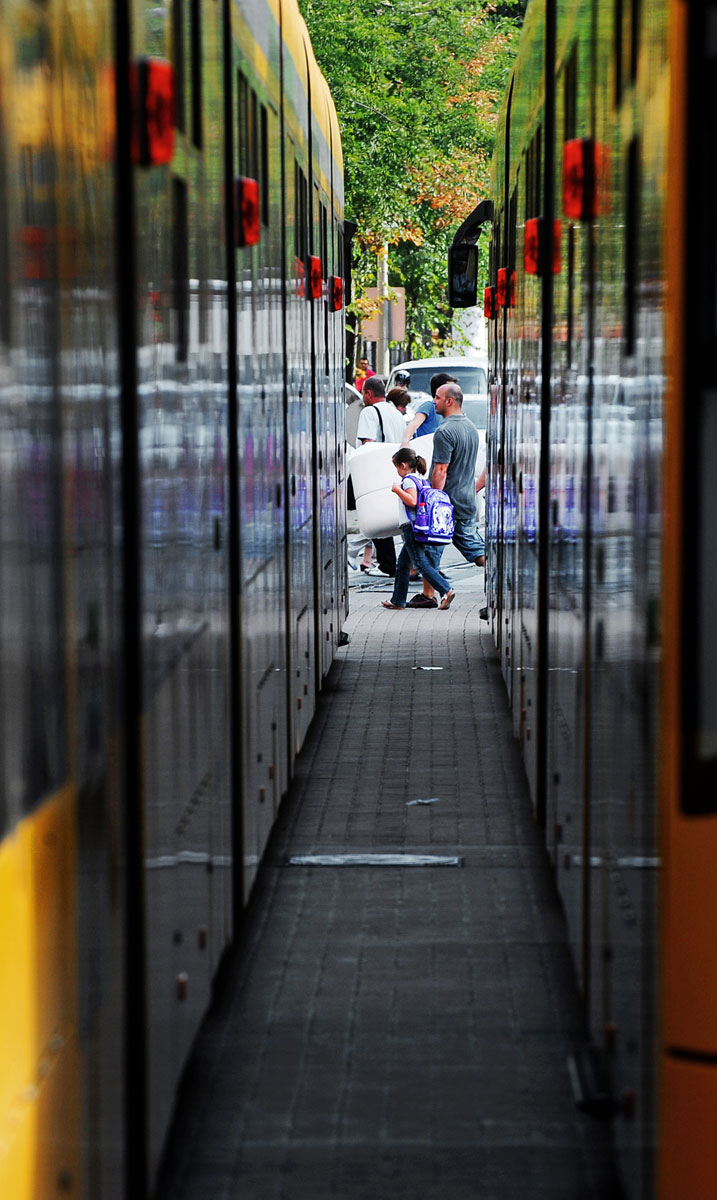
top-left (366, 566), bottom-right (392, 578)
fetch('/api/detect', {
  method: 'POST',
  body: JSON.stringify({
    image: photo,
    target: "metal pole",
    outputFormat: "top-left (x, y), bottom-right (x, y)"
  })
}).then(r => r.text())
top-left (377, 244), bottom-right (389, 375)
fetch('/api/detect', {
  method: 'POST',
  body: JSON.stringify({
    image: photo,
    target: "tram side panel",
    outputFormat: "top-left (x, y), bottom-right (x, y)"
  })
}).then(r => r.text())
top-left (548, 32), bottom-right (578, 874)
top-left (328, 119), bottom-right (347, 637)
top-left (309, 76), bottom-right (337, 680)
top-left (264, 89), bottom-right (291, 813)
top-left (510, 10), bottom-right (546, 804)
top-left (488, 0), bottom-right (666, 1194)
top-left (584, 2), bottom-right (664, 1190)
top-left (282, 9), bottom-right (316, 757)
top-left (0, 0), bottom-right (128, 1194)
top-left (585, 0), bottom-right (633, 1138)
top-left (232, 5), bottom-right (287, 897)
top-left (129, 0), bottom-right (233, 1179)
top-left (203, 0), bottom-right (234, 977)
top-left (58, 5), bottom-right (128, 1191)
top-left (546, 1), bottom-right (593, 1008)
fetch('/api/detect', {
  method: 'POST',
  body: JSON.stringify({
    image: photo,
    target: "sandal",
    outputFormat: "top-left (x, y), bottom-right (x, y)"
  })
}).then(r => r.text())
top-left (381, 600), bottom-right (404, 610)
top-left (439, 589), bottom-right (455, 611)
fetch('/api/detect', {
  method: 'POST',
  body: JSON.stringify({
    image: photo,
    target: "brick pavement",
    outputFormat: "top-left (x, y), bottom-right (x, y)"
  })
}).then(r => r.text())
top-left (155, 551), bottom-right (624, 1199)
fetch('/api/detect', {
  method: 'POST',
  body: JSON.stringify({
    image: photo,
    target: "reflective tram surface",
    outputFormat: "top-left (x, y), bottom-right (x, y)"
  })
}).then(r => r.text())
top-left (0, 0), bottom-right (346, 1195)
top-left (477, 0), bottom-right (717, 1194)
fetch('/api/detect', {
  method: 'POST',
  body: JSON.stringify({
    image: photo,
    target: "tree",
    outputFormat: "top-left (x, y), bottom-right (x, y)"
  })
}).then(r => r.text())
top-left (299, 0), bottom-right (521, 357)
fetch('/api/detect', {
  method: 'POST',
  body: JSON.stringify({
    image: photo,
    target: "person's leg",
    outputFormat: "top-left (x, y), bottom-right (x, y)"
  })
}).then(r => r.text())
top-left (384, 538), bottom-right (412, 607)
top-left (348, 532), bottom-right (371, 565)
top-left (372, 536), bottom-right (396, 576)
top-left (451, 517), bottom-right (485, 566)
top-left (413, 542), bottom-right (451, 597)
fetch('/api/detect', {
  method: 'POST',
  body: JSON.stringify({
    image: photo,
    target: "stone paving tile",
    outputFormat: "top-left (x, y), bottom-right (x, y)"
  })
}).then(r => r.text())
top-left (155, 551), bottom-right (624, 1199)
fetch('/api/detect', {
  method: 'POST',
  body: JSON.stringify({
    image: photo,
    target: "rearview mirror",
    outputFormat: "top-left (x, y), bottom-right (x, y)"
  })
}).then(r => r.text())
top-left (448, 244), bottom-right (478, 308)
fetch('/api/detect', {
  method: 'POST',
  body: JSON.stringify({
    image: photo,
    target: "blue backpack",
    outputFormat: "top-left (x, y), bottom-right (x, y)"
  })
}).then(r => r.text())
top-left (408, 475), bottom-right (454, 544)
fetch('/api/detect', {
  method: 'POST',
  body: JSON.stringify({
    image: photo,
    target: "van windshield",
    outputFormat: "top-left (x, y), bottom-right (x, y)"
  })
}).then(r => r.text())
top-left (398, 365), bottom-right (487, 397)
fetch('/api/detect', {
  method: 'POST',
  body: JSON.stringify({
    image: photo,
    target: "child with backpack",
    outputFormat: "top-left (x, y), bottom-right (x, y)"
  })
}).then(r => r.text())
top-left (381, 448), bottom-right (456, 611)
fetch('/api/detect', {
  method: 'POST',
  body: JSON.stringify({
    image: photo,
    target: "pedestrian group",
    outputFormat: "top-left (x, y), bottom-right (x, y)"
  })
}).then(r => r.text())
top-left (347, 365), bottom-right (486, 610)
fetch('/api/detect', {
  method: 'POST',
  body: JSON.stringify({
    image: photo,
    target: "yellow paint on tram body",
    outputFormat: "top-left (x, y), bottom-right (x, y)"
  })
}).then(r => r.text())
top-left (0, 787), bottom-right (79, 1198)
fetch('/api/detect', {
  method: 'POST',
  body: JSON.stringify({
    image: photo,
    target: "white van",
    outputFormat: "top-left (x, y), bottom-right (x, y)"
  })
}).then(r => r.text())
top-left (386, 355), bottom-right (489, 434)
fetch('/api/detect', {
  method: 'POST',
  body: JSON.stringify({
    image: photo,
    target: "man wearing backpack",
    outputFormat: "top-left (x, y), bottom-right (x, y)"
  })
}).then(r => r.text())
top-left (408, 381), bottom-right (486, 609)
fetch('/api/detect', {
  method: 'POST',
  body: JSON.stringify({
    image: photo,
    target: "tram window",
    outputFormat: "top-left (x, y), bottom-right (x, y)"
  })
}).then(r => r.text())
top-left (563, 47), bottom-right (578, 363)
top-left (695, 392), bottom-right (717, 780)
top-left (190, 0), bottom-right (202, 149)
top-left (567, 224), bottom-right (575, 365)
top-left (508, 188), bottom-right (517, 279)
top-left (172, 0), bottom-right (186, 135)
top-left (172, 177), bottom-right (189, 362)
top-left (250, 91), bottom-right (259, 181)
top-left (625, 137), bottom-right (639, 356)
top-left (294, 160), bottom-right (300, 260)
top-left (322, 202), bottom-right (329, 373)
top-left (301, 168), bottom-right (307, 265)
top-left (295, 161), bottom-right (308, 267)
top-left (630, 0), bottom-right (640, 81)
top-left (260, 105), bottom-right (269, 227)
top-left (564, 46), bottom-right (577, 142)
top-left (237, 74), bottom-right (258, 182)
top-left (614, 0), bottom-right (624, 105)
top-left (525, 127), bottom-right (542, 221)
top-left (0, 106), bottom-right (8, 345)
top-left (617, 0), bottom-right (639, 91)
top-left (493, 219), bottom-right (501, 288)
top-left (237, 72), bottom-right (248, 175)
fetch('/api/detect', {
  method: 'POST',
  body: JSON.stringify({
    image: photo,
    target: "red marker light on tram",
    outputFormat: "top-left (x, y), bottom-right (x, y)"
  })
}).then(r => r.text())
top-left (496, 268), bottom-right (508, 308)
top-left (524, 217), bottom-right (562, 275)
top-left (234, 177), bottom-right (260, 247)
top-left (21, 226), bottom-right (50, 280)
top-left (562, 138), bottom-right (606, 221)
top-left (130, 58), bottom-right (175, 167)
top-left (484, 286), bottom-right (495, 319)
top-left (309, 256), bottom-right (323, 300)
top-left (524, 218), bottom-right (540, 275)
top-left (329, 276), bottom-right (343, 311)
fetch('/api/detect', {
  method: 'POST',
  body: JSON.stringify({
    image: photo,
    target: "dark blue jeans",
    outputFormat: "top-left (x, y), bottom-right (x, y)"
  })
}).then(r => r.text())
top-left (452, 516), bottom-right (485, 562)
top-left (391, 524), bottom-right (452, 607)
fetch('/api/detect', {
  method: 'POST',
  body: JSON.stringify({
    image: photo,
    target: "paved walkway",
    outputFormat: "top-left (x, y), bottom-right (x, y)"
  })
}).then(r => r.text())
top-left (155, 552), bottom-right (623, 1199)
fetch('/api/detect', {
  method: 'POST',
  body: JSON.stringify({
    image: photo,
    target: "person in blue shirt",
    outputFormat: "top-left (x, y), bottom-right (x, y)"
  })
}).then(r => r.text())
top-left (400, 371), bottom-right (455, 445)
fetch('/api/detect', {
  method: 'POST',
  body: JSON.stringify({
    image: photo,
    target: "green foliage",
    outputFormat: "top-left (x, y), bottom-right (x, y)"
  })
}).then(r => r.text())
top-left (300, 0), bottom-right (521, 353)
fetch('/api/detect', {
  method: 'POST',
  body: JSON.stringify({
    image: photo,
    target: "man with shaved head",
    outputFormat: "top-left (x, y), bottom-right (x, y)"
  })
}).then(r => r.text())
top-left (408, 381), bottom-right (485, 608)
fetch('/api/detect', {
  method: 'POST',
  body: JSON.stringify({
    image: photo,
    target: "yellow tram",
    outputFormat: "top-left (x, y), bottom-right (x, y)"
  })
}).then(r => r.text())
top-left (450, 0), bottom-right (717, 1193)
top-left (0, 0), bottom-right (345, 1194)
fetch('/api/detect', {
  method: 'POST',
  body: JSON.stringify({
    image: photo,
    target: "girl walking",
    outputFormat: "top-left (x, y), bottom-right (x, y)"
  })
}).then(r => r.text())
top-left (381, 448), bottom-right (455, 611)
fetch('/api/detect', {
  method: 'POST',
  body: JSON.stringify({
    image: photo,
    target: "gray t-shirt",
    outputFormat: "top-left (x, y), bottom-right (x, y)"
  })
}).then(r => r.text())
top-left (431, 413), bottom-right (479, 522)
